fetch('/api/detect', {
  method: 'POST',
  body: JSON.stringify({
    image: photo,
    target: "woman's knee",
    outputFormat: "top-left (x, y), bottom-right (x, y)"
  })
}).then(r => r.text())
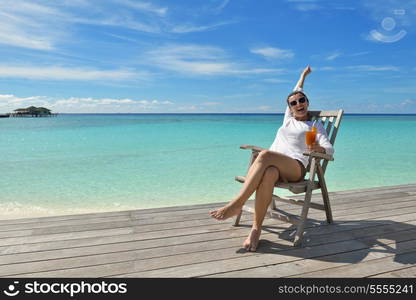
top-left (263, 166), bottom-right (279, 182)
top-left (257, 150), bottom-right (273, 164)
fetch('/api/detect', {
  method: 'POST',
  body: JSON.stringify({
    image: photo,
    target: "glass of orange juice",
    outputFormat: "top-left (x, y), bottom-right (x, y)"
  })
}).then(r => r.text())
top-left (306, 127), bottom-right (317, 150)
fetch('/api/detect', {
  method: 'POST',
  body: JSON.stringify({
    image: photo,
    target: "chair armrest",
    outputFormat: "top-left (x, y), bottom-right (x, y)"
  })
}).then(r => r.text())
top-left (240, 145), bottom-right (266, 152)
top-left (303, 151), bottom-right (334, 161)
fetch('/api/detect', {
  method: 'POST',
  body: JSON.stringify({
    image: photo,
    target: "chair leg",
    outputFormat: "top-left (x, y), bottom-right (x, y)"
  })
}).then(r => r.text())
top-left (270, 195), bottom-right (277, 210)
top-left (234, 150), bottom-right (258, 227)
top-left (233, 210), bottom-right (242, 226)
top-left (293, 158), bottom-right (317, 247)
top-left (316, 163), bottom-right (333, 224)
top-left (293, 190), bottom-right (312, 246)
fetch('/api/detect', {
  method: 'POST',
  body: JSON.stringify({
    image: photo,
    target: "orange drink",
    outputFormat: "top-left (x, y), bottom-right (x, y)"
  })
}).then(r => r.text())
top-left (305, 128), bottom-right (316, 150)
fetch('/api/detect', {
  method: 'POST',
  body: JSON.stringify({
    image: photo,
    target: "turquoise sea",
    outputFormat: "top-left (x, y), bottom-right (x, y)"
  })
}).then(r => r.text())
top-left (1, 114), bottom-right (416, 219)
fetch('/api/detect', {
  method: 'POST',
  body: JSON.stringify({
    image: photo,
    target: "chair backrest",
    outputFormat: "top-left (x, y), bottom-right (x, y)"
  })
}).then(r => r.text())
top-left (308, 109), bottom-right (344, 174)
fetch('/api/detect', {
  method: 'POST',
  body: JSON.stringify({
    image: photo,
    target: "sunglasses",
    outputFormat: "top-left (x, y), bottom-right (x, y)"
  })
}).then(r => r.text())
top-left (289, 97), bottom-right (307, 106)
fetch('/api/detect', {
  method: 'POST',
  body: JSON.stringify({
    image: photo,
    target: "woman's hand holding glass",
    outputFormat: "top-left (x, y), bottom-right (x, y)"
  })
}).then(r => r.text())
top-left (305, 127), bottom-right (326, 153)
top-left (309, 144), bottom-right (326, 153)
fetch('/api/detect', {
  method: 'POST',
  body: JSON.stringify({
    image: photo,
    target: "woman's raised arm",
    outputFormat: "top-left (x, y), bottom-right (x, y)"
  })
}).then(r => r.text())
top-left (294, 65), bottom-right (312, 91)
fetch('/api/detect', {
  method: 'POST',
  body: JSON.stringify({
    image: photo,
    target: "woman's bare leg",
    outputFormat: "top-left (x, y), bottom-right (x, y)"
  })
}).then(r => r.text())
top-left (243, 166), bottom-right (279, 251)
top-left (210, 150), bottom-right (302, 220)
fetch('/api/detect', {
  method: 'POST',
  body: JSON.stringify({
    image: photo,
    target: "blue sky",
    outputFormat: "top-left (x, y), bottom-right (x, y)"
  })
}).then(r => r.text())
top-left (0, 0), bottom-right (415, 113)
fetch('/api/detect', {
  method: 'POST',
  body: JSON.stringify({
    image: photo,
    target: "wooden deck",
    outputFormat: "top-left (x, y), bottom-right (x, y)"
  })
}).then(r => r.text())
top-left (0, 183), bottom-right (416, 278)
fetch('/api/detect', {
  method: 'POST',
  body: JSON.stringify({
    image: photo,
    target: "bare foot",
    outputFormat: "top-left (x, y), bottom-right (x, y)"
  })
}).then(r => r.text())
top-left (209, 203), bottom-right (241, 221)
top-left (243, 228), bottom-right (261, 252)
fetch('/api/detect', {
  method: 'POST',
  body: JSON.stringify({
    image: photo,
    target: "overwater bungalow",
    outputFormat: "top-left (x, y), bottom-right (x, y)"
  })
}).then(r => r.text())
top-left (10, 106), bottom-right (57, 117)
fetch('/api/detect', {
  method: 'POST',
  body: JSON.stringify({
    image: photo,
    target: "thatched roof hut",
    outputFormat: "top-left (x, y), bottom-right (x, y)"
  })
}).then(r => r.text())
top-left (13, 106), bottom-right (52, 116)
top-left (12, 106), bottom-right (55, 117)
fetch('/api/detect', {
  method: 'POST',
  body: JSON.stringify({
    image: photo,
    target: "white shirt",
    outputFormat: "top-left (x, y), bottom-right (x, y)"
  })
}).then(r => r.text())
top-left (269, 87), bottom-right (334, 168)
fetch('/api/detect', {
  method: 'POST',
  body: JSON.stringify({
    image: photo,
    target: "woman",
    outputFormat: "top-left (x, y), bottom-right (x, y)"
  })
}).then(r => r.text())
top-left (209, 65), bottom-right (334, 251)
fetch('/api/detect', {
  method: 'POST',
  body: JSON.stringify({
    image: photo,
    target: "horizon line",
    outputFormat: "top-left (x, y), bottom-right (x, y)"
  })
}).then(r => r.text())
top-left (52, 112), bottom-right (416, 115)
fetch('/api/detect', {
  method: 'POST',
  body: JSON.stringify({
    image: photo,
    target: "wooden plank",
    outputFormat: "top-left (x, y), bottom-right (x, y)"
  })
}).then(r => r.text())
top-left (0, 192), bottom-right (414, 247)
top-left (122, 228), bottom-right (416, 278)
top-left (0, 193), bottom-right (414, 253)
top-left (0, 184), bottom-right (414, 278)
top-left (4, 208), bottom-right (416, 278)
top-left (298, 229), bottom-right (416, 279)
top-left (269, 209), bottom-right (300, 225)
top-left (0, 230), bottom-right (390, 277)
top-left (1, 207), bottom-right (415, 269)
top-left (1, 204), bottom-right (416, 266)
top-left (8, 223), bottom-right (416, 278)
top-left (325, 116), bottom-right (334, 136)
top-left (208, 231), bottom-right (416, 278)
top-left (297, 248), bottom-right (416, 278)
top-left (0, 188), bottom-right (410, 233)
top-left (1, 214), bottom-right (414, 273)
top-left (0, 190), bottom-right (412, 238)
top-left (5, 182), bottom-right (406, 229)
top-left (0, 183), bottom-right (413, 228)
top-left (114, 242), bottom-right (379, 278)
top-left (327, 183), bottom-right (415, 195)
top-left (293, 157), bottom-right (319, 246)
top-left (316, 163), bottom-right (333, 223)
top-left (309, 110), bottom-right (341, 118)
top-left (1, 213), bottom-right (416, 275)
top-left (369, 265), bottom-right (416, 278)
top-left (0, 201), bottom-right (229, 226)
top-left (273, 195), bottom-right (325, 210)
top-left (0, 216), bottom-right (256, 257)
top-left (329, 109), bottom-right (343, 146)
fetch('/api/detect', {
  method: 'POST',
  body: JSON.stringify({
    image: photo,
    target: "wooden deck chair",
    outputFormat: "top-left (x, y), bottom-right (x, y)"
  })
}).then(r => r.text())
top-left (233, 109), bottom-right (344, 246)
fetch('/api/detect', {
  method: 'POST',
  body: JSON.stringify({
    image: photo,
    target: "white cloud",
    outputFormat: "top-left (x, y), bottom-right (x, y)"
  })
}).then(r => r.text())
top-left (346, 65), bottom-right (399, 72)
top-left (287, 0), bottom-right (361, 12)
top-left (258, 105), bottom-right (271, 111)
top-left (400, 99), bottom-right (415, 107)
top-left (0, 94), bottom-right (49, 108)
top-left (262, 78), bottom-right (291, 83)
top-left (350, 51), bottom-right (370, 57)
top-left (313, 50), bottom-right (368, 61)
top-left (293, 4), bottom-right (321, 11)
top-left (286, 0), bottom-right (319, 2)
top-left (0, 65), bottom-right (143, 81)
top-left (177, 105), bottom-right (198, 112)
top-left (0, 27), bottom-right (54, 50)
top-left (213, 0), bottom-right (230, 14)
top-left (250, 47), bottom-right (294, 60)
top-left (0, 94), bottom-right (174, 113)
top-left (219, 93), bottom-right (257, 99)
top-left (382, 86), bottom-right (416, 93)
top-left (201, 102), bottom-right (221, 106)
top-left (326, 52), bottom-right (342, 61)
top-left (318, 66), bottom-right (336, 71)
top-left (170, 21), bottom-right (235, 33)
top-left (116, 0), bottom-right (168, 16)
top-left (72, 16), bottom-right (162, 34)
top-left (146, 44), bottom-right (283, 76)
top-left (0, 1), bottom-right (64, 50)
top-left (287, 0), bottom-right (322, 11)
top-left (334, 6), bottom-right (356, 11)
top-left (0, 0), bottom-right (234, 51)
